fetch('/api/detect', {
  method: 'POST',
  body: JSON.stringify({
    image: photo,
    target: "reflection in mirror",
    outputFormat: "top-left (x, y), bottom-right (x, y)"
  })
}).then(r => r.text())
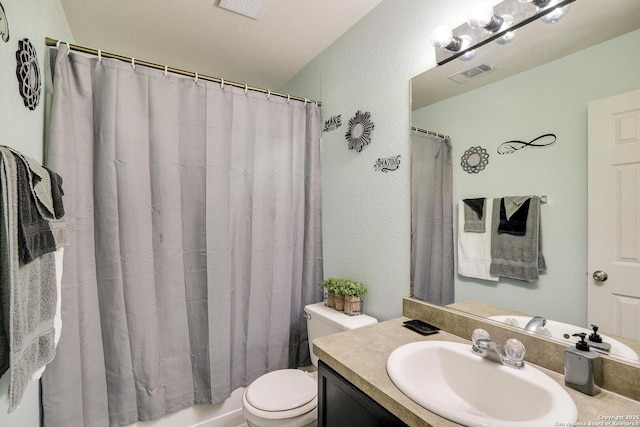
top-left (410, 0), bottom-right (640, 363)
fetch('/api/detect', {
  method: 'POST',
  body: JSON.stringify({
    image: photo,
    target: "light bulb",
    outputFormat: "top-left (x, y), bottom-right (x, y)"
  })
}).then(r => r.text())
top-left (541, 4), bottom-right (571, 23)
top-left (467, 2), bottom-right (494, 29)
top-left (468, 1), bottom-right (504, 33)
top-left (430, 25), bottom-right (462, 51)
top-left (495, 15), bottom-right (515, 44)
top-left (459, 35), bottom-right (477, 61)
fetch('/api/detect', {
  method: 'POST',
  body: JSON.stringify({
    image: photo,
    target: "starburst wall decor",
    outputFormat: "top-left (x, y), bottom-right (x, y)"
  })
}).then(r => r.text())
top-left (345, 110), bottom-right (374, 152)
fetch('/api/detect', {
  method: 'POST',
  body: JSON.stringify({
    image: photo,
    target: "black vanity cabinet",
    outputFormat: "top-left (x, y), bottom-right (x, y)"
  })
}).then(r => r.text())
top-left (318, 360), bottom-right (408, 427)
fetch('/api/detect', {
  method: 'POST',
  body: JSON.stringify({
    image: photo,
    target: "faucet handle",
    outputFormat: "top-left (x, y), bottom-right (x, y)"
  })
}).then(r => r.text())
top-left (504, 338), bottom-right (526, 361)
top-left (472, 328), bottom-right (490, 345)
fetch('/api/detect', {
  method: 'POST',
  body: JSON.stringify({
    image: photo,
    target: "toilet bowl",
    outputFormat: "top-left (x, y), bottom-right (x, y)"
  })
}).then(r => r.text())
top-left (242, 302), bottom-right (377, 426)
top-left (242, 369), bottom-right (317, 427)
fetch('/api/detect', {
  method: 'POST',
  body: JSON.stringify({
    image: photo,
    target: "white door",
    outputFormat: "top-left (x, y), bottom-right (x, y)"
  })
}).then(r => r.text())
top-left (588, 89), bottom-right (640, 341)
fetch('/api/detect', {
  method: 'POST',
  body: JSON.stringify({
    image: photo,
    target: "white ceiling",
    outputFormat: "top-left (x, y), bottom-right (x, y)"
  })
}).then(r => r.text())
top-left (60, 0), bottom-right (383, 90)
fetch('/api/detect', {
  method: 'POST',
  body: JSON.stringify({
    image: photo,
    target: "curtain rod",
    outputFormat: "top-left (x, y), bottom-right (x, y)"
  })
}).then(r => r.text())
top-left (45, 37), bottom-right (322, 107)
top-left (411, 126), bottom-right (449, 140)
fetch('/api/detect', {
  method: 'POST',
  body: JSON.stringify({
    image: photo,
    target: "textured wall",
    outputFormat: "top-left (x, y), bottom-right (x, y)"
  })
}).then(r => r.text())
top-left (280, 0), bottom-right (479, 321)
top-left (0, 0), bottom-right (72, 423)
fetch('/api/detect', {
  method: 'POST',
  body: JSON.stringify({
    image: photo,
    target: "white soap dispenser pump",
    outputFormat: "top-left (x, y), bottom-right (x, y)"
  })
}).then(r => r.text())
top-left (564, 332), bottom-right (602, 396)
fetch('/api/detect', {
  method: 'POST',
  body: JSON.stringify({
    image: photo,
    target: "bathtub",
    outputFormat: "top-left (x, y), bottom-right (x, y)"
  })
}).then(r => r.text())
top-left (129, 387), bottom-right (246, 427)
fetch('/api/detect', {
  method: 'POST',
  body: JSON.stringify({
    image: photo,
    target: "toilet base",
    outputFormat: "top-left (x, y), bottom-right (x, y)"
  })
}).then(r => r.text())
top-left (243, 407), bottom-right (316, 427)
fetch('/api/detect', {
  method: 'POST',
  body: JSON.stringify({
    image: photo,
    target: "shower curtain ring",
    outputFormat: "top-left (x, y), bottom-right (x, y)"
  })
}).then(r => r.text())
top-left (286, 94), bottom-right (290, 103)
top-left (267, 89), bottom-right (271, 99)
top-left (66, 42), bottom-right (70, 55)
top-left (194, 72), bottom-right (198, 83)
top-left (131, 57), bottom-right (136, 70)
top-left (164, 65), bottom-right (168, 77)
top-left (220, 78), bottom-right (225, 89)
top-left (97, 49), bottom-right (102, 62)
top-left (56, 40), bottom-right (61, 49)
top-left (244, 84), bottom-right (248, 95)
top-left (304, 98), bottom-right (308, 106)
top-left (314, 100), bottom-right (318, 107)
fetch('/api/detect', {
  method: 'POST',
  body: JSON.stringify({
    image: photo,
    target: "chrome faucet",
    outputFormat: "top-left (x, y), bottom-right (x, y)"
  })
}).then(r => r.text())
top-left (524, 316), bottom-right (547, 332)
top-left (471, 329), bottom-right (526, 369)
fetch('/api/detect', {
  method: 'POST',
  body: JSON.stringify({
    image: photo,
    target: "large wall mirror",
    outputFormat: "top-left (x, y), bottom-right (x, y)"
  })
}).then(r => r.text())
top-left (410, 0), bottom-right (640, 363)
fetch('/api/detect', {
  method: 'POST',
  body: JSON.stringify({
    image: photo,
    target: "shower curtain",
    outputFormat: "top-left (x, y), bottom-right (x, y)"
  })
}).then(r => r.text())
top-left (410, 132), bottom-right (453, 305)
top-left (41, 44), bottom-right (323, 427)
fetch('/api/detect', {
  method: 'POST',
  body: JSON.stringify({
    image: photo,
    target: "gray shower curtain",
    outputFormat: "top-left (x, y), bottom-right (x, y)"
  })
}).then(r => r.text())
top-left (410, 132), bottom-right (453, 305)
top-left (41, 44), bottom-right (323, 427)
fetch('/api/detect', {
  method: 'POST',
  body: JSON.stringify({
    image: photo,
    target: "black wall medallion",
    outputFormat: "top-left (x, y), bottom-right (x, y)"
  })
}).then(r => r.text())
top-left (323, 115), bottom-right (342, 132)
top-left (461, 146), bottom-right (489, 174)
top-left (16, 38), bottom-right (41, 110)
top-left (345, 111), bottom-right (374, 152)
top-left (497, 133), bottom-right (557, 154)
top-left (0, 2), bottom-right (9, 42)
top-left (374, 155), bottom-right (401, 172)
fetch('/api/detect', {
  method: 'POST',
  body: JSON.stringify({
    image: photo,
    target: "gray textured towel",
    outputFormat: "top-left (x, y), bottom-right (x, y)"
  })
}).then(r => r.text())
top-left (490, 196), bottom-right (546, 282)
top-left (14, 153), bottom-right (58, 264)
top-left (463, 198), bottom-right (486, 232)
top-left (0, 148), bottom-right (57, 413)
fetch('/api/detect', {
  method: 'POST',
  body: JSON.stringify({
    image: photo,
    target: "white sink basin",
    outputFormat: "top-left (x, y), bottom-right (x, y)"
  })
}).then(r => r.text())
top-left (387, 341), bottom-right (577, 427)
top-left (488, 315), bottom-right (639, 361)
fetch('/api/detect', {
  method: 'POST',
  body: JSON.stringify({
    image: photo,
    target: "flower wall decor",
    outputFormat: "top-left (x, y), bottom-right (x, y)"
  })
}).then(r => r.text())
top-left (0, 2), bottom-right (9, 42)
top-left (345, 110), bottom-right (374, 152)
top-left (16, 38), bottom-right (41, 110)
top-left (461, 146), bottom-right (489, 174)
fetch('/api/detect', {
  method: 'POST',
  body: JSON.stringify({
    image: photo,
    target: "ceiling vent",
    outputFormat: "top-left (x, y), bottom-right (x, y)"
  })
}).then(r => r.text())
top-left (448, 63), bottom-right (496, 84)
top-left (218, 0), bottom-right (272, 20)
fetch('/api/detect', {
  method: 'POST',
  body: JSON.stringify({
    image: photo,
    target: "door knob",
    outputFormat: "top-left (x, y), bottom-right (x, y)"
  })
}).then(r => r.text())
top-left (592, 270), bottom-right (608, 282)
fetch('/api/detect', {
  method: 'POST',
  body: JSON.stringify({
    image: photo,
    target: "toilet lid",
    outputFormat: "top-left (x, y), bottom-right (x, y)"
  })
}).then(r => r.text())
top-left (246, 369), bottom-right (317, 412)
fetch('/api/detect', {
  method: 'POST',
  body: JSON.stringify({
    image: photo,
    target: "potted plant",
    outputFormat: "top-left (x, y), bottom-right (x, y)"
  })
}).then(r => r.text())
top-left (321, 278), bottom-right (339, 308)
top-left (342, 281), bottom-right (367, 316)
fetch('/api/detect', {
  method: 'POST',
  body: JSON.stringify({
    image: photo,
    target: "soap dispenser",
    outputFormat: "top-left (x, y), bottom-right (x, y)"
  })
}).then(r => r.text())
top-left (588, 324), bottom-right (611, 353)
top-left (565, 333), bottom-right (602, 396)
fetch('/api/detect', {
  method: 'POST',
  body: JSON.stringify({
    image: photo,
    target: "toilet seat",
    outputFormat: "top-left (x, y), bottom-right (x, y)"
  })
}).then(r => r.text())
top-left (244, 369), bottom-right (317, 420)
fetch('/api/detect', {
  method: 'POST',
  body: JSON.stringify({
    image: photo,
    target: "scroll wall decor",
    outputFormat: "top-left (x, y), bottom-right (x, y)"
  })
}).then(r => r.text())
top-left (374, 155), bottom-right (401, 172)
top-left (345, 110), bottom-right (374, 152)
top-left (16, 38), bottom-right (41, 110)
top-left (0, 2), bottom-right (8, 42)
top-left (497, 133), bottom-right (557, 154)
top-left (323, 115), bottom-right (342, 132)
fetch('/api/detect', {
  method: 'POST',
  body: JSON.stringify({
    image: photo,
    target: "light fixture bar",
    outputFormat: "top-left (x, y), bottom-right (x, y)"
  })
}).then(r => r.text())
top-left (435, 0), bottom-right (576, 65)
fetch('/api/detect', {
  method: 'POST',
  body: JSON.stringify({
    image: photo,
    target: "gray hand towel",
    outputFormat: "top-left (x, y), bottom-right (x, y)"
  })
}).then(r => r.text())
top-left (490, 196), bottom-right (546, 282)
top-left (463, 198), bottom-right (486, 232)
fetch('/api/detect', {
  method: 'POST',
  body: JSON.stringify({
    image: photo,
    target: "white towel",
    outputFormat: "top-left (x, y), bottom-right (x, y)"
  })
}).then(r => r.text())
top-left (457, 198), bottom-right (499, 281)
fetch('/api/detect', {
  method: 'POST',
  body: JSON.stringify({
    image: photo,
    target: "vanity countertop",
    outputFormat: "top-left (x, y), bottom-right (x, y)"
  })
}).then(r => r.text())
top-left (313, 317), bottom-right (640, 427)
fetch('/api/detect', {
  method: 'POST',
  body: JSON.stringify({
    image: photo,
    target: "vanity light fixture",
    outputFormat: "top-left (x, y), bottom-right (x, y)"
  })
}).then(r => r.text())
top-left (431, 0), bottom-right (576, 65)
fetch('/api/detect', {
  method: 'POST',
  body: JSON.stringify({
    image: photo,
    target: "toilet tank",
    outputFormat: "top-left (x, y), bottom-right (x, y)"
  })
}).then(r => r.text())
top-left (304, 301), bottom-right (378, 367)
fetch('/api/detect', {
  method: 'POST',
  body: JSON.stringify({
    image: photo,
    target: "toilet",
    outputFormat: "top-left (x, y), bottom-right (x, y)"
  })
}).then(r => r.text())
top-left (242, 301), bottom-right (378, 426)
